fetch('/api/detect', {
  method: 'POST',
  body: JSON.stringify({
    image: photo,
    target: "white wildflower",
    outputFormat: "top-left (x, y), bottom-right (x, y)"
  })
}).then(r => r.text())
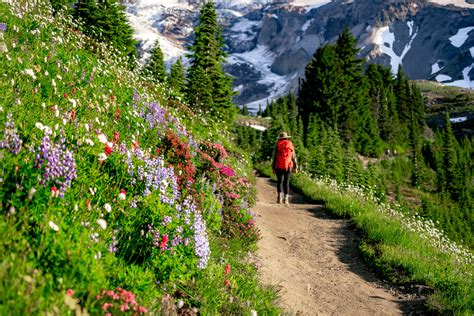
top-left (23, 68), bottom-right (36, 80)
top-left (97, 219), bottom-right (107, 230)
top-left (97, 133), bottom-right (107, 144)
top-left (104, 203), bottom-right (112, 213)
top-left (49, 221), bottom-right (59, 231)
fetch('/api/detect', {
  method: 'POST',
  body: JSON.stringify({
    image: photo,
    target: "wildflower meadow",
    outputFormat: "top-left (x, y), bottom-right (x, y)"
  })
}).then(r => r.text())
top-left (0, 1), bottom-right (279, 314)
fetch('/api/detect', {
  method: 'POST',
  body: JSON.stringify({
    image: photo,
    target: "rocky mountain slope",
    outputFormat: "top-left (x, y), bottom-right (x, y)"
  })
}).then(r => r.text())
top-left (125, 0), bottom-right (474, 111)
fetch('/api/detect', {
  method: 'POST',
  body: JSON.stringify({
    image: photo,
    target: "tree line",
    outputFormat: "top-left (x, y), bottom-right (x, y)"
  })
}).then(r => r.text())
top-left (239, 29), bottom-right (472, 248)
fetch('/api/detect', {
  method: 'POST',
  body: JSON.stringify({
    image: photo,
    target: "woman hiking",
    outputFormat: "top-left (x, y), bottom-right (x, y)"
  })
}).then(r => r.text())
top-left (272, 131), bottom-right (298, 204)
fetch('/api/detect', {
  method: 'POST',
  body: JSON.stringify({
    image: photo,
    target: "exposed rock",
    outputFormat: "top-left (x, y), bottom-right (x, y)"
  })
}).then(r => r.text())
top-left (126, 0), bottom-right (474, 109)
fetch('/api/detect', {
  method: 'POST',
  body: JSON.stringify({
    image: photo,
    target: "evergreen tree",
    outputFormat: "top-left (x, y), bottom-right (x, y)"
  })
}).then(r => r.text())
top-left (186, 1), bottom-right (236, 123)
top-left (50, 0), bottom-right (74, 13)
top-left (409, 111), bottom-right (422, 187)
top-left (441, 113), bottom-right (458, 198)
top-left (335, 28), bottom-right (365, 142)
top-left (241, 105), bottom-right (249, 116)
top-left (74, 0), bottom-right (137, 62)
top-left (144, 41), bottom-right (166, 82)
top-left (298, 44), bottom-right (340, 130)
top-left (343, 142), bottom-right (364, 183)
top-left (167, 57), bottom-right (186, 94)
top-left (394, 65), bottom-right (411, 125)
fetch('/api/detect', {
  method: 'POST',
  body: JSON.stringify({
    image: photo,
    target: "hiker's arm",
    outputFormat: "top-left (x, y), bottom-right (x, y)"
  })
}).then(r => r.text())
top-left (292, 151), bottom-right (297, 170)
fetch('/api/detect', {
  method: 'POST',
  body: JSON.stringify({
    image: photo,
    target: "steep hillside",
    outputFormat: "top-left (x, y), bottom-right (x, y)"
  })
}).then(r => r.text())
top-left (0, 2), bottom-right (279, 314)
top-left (126, 0), bottom-right (474, 110)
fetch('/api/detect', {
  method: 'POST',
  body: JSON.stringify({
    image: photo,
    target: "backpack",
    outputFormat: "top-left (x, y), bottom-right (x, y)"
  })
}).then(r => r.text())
top-left (275, 139), bottom-right (294, 170)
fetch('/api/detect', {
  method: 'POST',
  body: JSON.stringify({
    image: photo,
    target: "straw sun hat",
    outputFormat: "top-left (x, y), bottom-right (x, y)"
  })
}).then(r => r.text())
top-left (278, 131), bottom-right (291, 140)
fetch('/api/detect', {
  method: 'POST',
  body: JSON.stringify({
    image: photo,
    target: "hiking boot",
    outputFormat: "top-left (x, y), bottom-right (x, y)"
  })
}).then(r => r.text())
top-left (277, 193), bottom-right (282, 204)
top-left (284, 194), bottom-right (289, 205)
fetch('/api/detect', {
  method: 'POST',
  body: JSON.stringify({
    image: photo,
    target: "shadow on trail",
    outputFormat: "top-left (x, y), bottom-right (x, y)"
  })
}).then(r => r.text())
top-left (267, 177), bottom-right (432, 315)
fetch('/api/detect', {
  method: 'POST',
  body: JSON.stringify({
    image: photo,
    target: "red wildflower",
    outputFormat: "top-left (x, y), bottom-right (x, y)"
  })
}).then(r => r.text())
top-left (69, 110), bottom-right (75, 122)
top-left (160, 234), bottom-right (168, 250)
top-left (225, 264), bottom-right (231, 276)
top-left (105, 145), bottom-right (113, 156)
top-left (72, 87), bottom-right (76, 95)
top-left (66, 289), bottom-right (74, 296)
top-left (114, 131), bottom-right (120, 142)
top-left (224, 279), bottom-right (230, 287)
top-left (115, 108), bottom-right (121, 120)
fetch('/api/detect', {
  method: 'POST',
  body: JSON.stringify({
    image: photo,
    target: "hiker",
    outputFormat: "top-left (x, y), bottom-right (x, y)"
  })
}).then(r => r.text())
top-left (272, 131), bottom-right (298, 204)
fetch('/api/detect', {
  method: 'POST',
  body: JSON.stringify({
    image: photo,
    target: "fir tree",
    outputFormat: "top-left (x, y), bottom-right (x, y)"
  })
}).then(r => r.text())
top-left (441, 113), bottom-right (458, 198)
top-left (186, 1), bottom-right (236, 123)
top-left (50, 0), bottom-right (74, 13)
top-left (298, 44), bottom-right (340, 130)
top-left (144, 41), bottom-right (166, 82)
top-left (74, 0), bottom-right (137, 62)
top-left (167, 57), bottom-right (186, 94)
top-left (394, 65), bottom-right (411, 124)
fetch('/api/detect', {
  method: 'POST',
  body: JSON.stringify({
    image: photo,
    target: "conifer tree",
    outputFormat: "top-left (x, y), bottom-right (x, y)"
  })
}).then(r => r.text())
top-left (441, 113), bottom-right (458, 198)
top-left (394, 65), bottom-right (411, 124)
top-left (167, 57), bottom-right (186, 94)
top-left (298, 44), bottom-right (340, 130)
top-left (74, 0), bottom-right (137, 62)
top-left (335, 28), bottom-right (365, 142)
top-left (409, 112), bottom-right (422, 187)
top-left (50, 0), bottom-right (74, 13)
top-left (144, 40), bottom-right (166, 82)
top-left (186, 1), bottom-right (236, 123)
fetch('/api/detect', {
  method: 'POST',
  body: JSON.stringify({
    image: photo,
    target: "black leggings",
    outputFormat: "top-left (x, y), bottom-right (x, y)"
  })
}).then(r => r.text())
top-left (275, 168), bottom-right (291, 194)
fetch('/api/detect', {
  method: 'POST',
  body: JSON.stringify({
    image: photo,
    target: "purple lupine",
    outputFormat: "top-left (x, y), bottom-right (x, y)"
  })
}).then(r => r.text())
top-left (123, 147), bottom-right (179, 204)
top-left (34, 135), bottom-right (77, 197)
top-left (0, 23), bottom-right (6, 32)
top-left (193, 210), bottom-right (210, 269)
top-left (145, 101), bottom-right (167, 129)
top-left (108, 233), bottom-right (118, 253)
top-left (1, 113), bottom-right (23, 155)
top-left (161, 216), bottom-right (172, 226)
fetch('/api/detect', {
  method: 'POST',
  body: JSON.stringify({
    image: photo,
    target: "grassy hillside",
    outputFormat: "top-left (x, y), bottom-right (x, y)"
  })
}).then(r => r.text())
top-left (0, 2), bottom-right (280, 314)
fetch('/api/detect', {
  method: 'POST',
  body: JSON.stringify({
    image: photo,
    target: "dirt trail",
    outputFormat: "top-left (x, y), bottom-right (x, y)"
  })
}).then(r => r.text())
top-left (254, 177), bottom-right (410, 316)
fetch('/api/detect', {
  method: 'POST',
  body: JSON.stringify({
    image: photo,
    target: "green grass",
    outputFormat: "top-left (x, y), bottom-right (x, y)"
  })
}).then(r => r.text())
top-left (258, 164), bottom-right (473, 314)
top-left (0, 2), bottom-right (280, 314)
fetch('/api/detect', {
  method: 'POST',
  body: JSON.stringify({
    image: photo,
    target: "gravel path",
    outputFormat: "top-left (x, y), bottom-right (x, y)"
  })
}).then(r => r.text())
top-left (253, 177), bottom-right (413, 316)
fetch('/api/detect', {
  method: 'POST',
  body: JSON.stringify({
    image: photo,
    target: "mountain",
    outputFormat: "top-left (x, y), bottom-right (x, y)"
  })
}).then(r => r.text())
top-left (125, 0), bottom-right (474, 111)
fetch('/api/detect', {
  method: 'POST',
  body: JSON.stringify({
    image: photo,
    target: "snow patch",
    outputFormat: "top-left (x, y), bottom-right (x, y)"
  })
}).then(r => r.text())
top-left (231, 45), bottom-right (291, 111)
top-left (436, 74), bottom-right (452, 82)
top-left (126, 11), bottom-right (186, 64)
top-left (431, 61), bottom-right (443, 74)
top-left (302, 18), bottom-right (314, 32)
top-left (427, 0), bottom-right (474, 8)
top-left (450, 116), bottom-right (467, 123)
top-left (231, 19), bottom-right (260, 33)
top-left (445, 64), bottom-right (474, 89)
top-left (374, 23), bottom-right (418, 74)
top-left (471, 47), bottom-right (474, 58)
top-left (407, 21), bottom-right (414, 37)
top-left (290, 0), bottom-right (330, 12)
top-left (249, 124), bottom-right (267, 131)
top-left (449, 27), bottom-right (474, 48)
